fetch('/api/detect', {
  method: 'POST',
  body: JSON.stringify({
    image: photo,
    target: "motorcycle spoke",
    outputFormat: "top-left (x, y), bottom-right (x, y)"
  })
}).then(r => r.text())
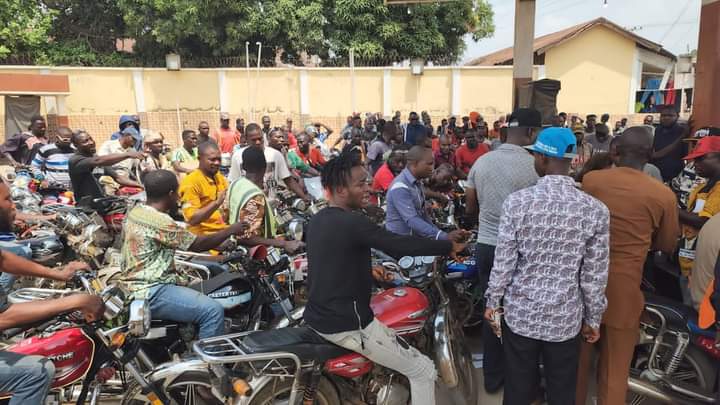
top-left (629, 394), bottom-right (646, 405)
top-left (671, 370), bottom-right (697, 382)
top-left (184, 383), bottom-right (196, 405)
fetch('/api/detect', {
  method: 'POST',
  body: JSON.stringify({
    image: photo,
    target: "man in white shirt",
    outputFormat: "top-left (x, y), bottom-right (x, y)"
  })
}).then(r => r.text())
top-left (98, 127), bottom-right (140, 178)
top-left (229, 123), bottom-right (310, 201)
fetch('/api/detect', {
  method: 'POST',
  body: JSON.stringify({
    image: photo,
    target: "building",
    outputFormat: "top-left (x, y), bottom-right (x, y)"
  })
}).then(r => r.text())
top-left (467, 17), bottom-right (690, 117)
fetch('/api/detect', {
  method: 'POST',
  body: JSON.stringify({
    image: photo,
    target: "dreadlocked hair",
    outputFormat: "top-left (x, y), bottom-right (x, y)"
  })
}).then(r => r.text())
top-left (321, 151), bottom-right (363, 193)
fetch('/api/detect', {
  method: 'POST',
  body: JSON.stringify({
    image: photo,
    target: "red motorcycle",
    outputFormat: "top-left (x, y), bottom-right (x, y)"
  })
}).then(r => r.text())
top-left (188, 255), bottom-right (477, 405)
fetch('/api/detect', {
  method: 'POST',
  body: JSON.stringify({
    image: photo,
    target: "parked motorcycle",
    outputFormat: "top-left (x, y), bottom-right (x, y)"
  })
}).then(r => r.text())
top-left (186, 255), bottom-right (477, 405)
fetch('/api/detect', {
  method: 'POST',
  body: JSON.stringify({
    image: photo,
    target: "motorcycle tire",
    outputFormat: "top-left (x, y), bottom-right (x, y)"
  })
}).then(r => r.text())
top-left (122, 370), bottom-right (223, 405)
top-left (249, 376), bottom-right (340, 405)
top-left (445, 335), bottom-right (478, 405)
top-left (628, 342), bottom-right (717, 404)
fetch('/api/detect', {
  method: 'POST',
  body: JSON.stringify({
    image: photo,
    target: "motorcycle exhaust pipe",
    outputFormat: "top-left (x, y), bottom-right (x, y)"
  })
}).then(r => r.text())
top-left (627, 378), bottom-right (704, 405)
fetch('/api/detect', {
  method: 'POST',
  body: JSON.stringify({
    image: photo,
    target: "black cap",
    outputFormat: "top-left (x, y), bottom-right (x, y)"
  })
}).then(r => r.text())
top-left (508, 108), bottom-right (542, 128)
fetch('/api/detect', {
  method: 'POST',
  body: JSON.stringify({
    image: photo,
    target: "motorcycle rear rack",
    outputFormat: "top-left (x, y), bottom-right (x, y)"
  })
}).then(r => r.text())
top-left (8, 288), bottom-right (75, 304)
top-left (193, 332), bottom-right (303, 403)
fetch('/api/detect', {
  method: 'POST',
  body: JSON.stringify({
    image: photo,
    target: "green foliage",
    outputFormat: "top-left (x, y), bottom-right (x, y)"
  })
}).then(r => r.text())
top-left (0, 0), bottom-right (494, 66)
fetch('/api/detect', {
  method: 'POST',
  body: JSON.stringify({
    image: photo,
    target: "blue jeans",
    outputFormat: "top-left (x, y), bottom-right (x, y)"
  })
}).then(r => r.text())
top-left (0, 242), bottom-right (32, 295)
top-left (0, 351), bottom-right (55, 405)
top-left (147, 284), bottom-right (225, 339)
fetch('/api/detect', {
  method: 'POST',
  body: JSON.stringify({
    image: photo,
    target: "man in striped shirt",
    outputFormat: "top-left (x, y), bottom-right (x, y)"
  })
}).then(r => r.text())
top-left (31, 127), bottom-right (74, 190)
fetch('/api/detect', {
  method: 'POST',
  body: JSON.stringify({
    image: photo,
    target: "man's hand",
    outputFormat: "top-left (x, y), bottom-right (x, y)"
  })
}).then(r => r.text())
top-left (56, 261), bottom-right (91, 281)
top-left (281, 240), bottom-right (305, 254)
top-left (72, 295), bottom-right (105, 323)
top-left (484, 308), bottom-right (502, 337)
top-left (228, 221), bottom-right (249, 235)
top-left (126, 151), bottom-right (145, 160)
top-left (447, 229), bottom-right (471, 243)
top-left (582, 324), bottom-right (600, 343)
top-left (215, 189), bottom-right (227, 206)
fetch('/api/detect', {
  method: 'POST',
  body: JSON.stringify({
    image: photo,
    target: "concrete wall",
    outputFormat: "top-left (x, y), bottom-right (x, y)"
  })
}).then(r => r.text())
top-left (544, 25), bottom-right (636, 116)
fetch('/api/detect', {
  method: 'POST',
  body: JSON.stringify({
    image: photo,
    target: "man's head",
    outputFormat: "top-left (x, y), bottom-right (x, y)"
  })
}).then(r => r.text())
top-left (350, 127), bottom-right (363, 146)
top-left (493, 120), bottom-right (501, 131)
top-left (506, 108), bottom-right (542, 147)
top-left (71, 130), bottom-right (96, 155)
top-left (29, 115), bottom-right (46, 137)
top-left (525, 127), bottom-right (577, 177)
top-left (119, 127), bottom-right (138, 149)
top-left (387, 147), bottom-right (408, 175)
top-left (477, 125), bottom-right (488, 141)
top-left (268, 128), bottom-right (286, 151)
top-left (245, 123), bottom-right (264, 149)
top-left (0, 182), bottom-right (16, 232)
top-left (621, 118), bottom-right (628, 127)
top-left (439, 135), bottom-right (452, 155)
top-left (144, 170), bottom-right (180, 210)
top-left (346, 116), bottom-right (353, 126)
top-left (595, 123), bottom-right (610, 141)
top-left (198, 121), bottom-right (210, 138)
top-left (449, 116), bottom-right (457, 126)
top-left (601, 113), bottom-right (610, 124)
top-left (352, 115), bottom-right (362, 129)
top-left (558, 112), bottom-right (567, 125)
top-left (236, 118), bottom-right (245, 132)
top-left (465, 129), bottom-right (479, 149)
top-left (573, 128), bottom-right (585, 144)
top-left (297, 132), bottom-right (311, 154)
top-left (381, 123), bottom-right (395, 144)
top-left (261, 115), bottom-right (271, 130)
top-left (198, 141), bottom-right (221, 176)
top-left (684, 137), bottom-right (720, 179)
top-left (182, 129), bottom-right (198, 150)
top-left (408, 112), bottom-right (420, 125)
top-left (406, 146), bottom-right (434, 180)
top-left (643, 115), bottom-right (654, 125)
top-left (241, 146), bottom-right (267, 185)
top-left (615, 126), bottom-right (654, 167)
top-left (144, 131), bottom-right (164, 155)
top-left (586, 114), bottom-right (597, 130)
top-left (321, 152), bottom-right (368, 209)
top-left (220, 113), bottom-right (230, 129)
top-left (659, 105), bottom-right (678, 128)
top-left (441, 118), bottom-right (448, 127)
top-left (55, 127), bottom-right (73, 150)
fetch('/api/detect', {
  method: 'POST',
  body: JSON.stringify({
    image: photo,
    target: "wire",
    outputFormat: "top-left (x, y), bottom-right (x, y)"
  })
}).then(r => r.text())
top-left (658, 0), bottom-right (693, 43)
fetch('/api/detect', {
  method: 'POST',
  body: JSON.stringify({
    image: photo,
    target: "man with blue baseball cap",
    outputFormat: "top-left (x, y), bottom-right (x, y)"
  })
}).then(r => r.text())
top-left (485, 126), bottom-right (610, 405)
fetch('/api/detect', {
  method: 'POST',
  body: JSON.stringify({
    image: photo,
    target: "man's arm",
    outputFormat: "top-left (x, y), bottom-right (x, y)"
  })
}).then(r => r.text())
top-left (171, 160), bottom-right (193, 174)
top-left (188, 221), bottom-right (245, 252)
top-left (579, 208), bottom-right (610, 331)
top-left (464, 186), bottom-right (478, 219)
top-left (284, 177), bottom-right (310, 200)
top-left (0, 294), bottom-right (104, 331)
top-left (353, 214), bottom-right (458, 259)
top-left (387, 186), bottom-right (446, 240)
top-left (110, 171), bottom-right (143, 189)
top-left (653, 195), bottom-right (680, 253)
top-left (30, 151), bottom-right (45, 177)
top-left (485, 200), bottom-right (519, 310)
top-left (185, 189), bottom-right (226, 226)
top-left (680, 210), bottom-right (710, 229)
top-left (86, 152), bottom-right (143, 168)
top-left (0, 250), bottom-right (82, 281)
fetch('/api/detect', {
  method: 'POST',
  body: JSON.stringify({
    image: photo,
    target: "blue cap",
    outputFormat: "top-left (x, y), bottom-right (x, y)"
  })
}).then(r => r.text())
top-left (525, 127), bottom-right (577, 159)
top-left (121, 126), bottom-right (139, 138)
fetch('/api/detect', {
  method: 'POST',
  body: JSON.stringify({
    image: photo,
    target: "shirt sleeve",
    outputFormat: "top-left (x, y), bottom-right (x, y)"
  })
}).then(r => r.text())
top-left (352, 213), bottom-right (452, 258)
top-left (367, 142), bottom-right (381, 160)
top-left (179, 179), bottom-right (203, 222)
top-left (71, 156), bottom-right (95, 174)
top-left (152, 214), bottom-right (197, 251)
top-left (485, 197), bottom-right (519, 309)
top-left (228, 152), bottom-right (242, 182)
top-left (580, 205), bottom-right (610, 329)
top-left (387, 185), bottom-right (447, 240)
top-left (653, 192), bottom-right (680, 253)
top-left (287, 150), bottom-right (309, 172)
top-left (699, 187), bottom-right (720, 218)
top-left (274, 151), bottom-right (292, 181)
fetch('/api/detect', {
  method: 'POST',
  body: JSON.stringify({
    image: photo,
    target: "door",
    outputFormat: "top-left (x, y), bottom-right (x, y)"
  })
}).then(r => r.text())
top-left (4, 95), bottom-right (41, 139)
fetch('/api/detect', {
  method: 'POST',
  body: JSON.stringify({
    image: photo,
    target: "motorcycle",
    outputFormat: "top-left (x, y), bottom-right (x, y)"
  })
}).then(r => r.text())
top-left (186, 255), bottom-right (477, 405)
top-left (1, 273), bottom-right (169, 405)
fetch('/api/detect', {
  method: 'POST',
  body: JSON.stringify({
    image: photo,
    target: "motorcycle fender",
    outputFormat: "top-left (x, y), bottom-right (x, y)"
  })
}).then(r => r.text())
top-left (145, 357), bottom-right (210, 387)
top-left (433, 305), bottom-right (459, 388)
top-left (269, 305), bottom-right (305, 329)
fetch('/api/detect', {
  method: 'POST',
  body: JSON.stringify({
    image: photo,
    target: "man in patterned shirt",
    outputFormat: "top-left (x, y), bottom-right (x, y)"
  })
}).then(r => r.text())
top-left (121, 169), bottom-right (247, 339)
top-left (485, 127), bottom-right (610, 405)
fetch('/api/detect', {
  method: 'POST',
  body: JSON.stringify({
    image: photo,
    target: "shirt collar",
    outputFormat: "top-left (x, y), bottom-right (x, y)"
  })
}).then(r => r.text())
top-left (496, 143), bottom-right (531, 154)
top-left (538, 175), bottom-right (576, 187)
top-left (400, 168), bottom-right (420, 185)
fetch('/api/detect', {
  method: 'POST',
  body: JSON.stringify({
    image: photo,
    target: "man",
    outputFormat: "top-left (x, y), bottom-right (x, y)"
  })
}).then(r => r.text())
top-left (285, 118), bottom-right (297, 149)
top-left (465, 108), bottom-right (542, 393)
top-left (236, 118), bottom-right (246, 142)
top-left (672, 127), bottom-right (720, 209)
top-left (31, 126), bottom-right (74, 190)
top-left (305, 152), bottom-right (465, 405)
top-left (121, 169), bottom-right (247, 339)
top-left (585, 114), bottom-right (597, 137)
top-left (643, 115), bottom-right (654, 126)
top-left (385, 146), bottom-right (466, 241)
top-left (261, 115), bottom-right (272, 139)
top-left (600, 113), bottom-right (610, 127)
top-left (577, 127), bottom-right (679, 405)
top-left (651, 105), bottom-right (688, 182)
top-left (678, 136), bottom-right (720, 303)
top-left (558, 112), bottom-right (568, 128)
top-left (437, 118), bottom-right (449, 137)
top-left (109, 115), bottom-right (142, 151)
top-left (140, 131), bottom-right (170, 180)
top-left (1, 115), bottom-right (48, 167)
top-left (340, 115), bottom-right (354, 139)
top-left (461, 116), bottom-right (471, 133)
top-left (171, 129), bottom-right (199, 178)
top-left (179, 142), bottom-right (228, 236)
top-left (404, 112), bottom-right (426, 146)
top-left (485, 127), bottom-right (609, 405)
top-left (341, 128), bottom-right (366, 162)
top-left (229, 124), bottom-right (310, 201)
top-left (336, 116), bottom-right (360, 150)
top-left (213, 113), bottom-right (241, 154)
top-left (69, 131), bottom-right (143, 207)
top-left (197, 121), bottom-right (212, 144)
top-left (456, 129), bottom-right (490, 175)
top-left (367, 125), bottom-right (394, 175)
top-left (98, 127), bottom-right (140, 178)
top-left (585, 123), bottom-right (614, 155)
top-left (434, 134), bottom-right (458, 171)
top-left (690, 214), bottom-right (720, 309)
top-left (226, 147), bottom-right (304, 253)
top-left (293, 132), bottom-right (326, 170)
top-left (372, 147), bottom-right (406, 200)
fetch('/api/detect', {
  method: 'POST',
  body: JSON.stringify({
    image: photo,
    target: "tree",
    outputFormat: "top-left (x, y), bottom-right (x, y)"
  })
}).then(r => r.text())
top-left (0, 0), bottom-right (53, 60)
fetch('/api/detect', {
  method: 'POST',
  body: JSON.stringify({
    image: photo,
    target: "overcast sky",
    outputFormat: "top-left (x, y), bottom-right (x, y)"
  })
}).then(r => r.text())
top-left (461, 0), bottom-right (701, 63)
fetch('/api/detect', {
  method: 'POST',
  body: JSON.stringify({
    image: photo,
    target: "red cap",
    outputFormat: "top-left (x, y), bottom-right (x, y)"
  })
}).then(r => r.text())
top-left (684, 136), bottom-right (720, 160)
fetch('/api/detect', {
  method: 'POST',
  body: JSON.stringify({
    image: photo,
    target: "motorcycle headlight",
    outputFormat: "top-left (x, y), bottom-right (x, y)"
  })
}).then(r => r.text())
top-left (287, 219), bottom-right (304, 241)
top-left (127, 300), bottom-right (151, 337)
top-left (291, 199), bottom-right (307, 212)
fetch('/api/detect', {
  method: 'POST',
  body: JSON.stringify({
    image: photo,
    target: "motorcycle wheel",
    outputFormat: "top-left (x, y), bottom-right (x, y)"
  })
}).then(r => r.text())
top-left (249, 376), bottom-right (340, 405)
top-left (122, 370), bottom-right (223, 405)
top-left (628, 342), bottom-right (716, 404)
top-left (445, 331), bottom-right (478, 405)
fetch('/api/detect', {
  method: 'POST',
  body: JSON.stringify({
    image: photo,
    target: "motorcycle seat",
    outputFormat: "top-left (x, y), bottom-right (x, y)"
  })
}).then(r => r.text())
top-left (189, 259), bottom-right (229, 278)
top-left (187, 271), bottom-right (245, 294)
top-left (644, 294), bottom-right (698, 331)
top-left (241, 327), bottom-right (351, 362)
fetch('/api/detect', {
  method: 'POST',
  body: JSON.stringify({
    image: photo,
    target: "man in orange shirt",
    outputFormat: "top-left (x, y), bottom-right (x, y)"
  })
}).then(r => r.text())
top-left (456, 129), bottom-right (489, 175)
top-left (294, 132), bottom-right (326, 170)
top-left (371, 148), bottom-right (406, 203)
top-left (213, 113), bottom-right (241, 154)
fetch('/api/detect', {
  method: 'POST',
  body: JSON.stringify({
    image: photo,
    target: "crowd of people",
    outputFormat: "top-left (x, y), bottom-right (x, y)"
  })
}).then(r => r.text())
top-left (0, 102), bottom-right (718, 405)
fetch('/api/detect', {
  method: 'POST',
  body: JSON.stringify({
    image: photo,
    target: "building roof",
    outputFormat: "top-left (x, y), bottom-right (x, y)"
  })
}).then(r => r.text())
top-left (466, 17), bottom-right (676, 66)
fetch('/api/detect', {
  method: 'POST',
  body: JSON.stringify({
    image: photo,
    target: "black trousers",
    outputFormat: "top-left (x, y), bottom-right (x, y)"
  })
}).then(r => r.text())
top-left (475, 243), bottom-right (504, 392)
top-left (503, 323), bottom-right (580, 405)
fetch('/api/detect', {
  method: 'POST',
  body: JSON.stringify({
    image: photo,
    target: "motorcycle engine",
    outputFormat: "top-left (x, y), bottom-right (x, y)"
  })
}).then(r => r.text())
top-left (366, 374), bottom-right (409, 405)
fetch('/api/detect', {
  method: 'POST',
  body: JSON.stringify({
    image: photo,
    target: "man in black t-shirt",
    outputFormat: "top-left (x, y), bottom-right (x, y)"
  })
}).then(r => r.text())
top-left (69, 130), bottom-right (143, 206)
top-left (651, 105), bottom-right (688, 182)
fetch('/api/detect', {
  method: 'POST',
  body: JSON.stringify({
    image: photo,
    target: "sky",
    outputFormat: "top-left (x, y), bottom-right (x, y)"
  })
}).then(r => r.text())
top-left (461, 0), bottom-right (701, 64)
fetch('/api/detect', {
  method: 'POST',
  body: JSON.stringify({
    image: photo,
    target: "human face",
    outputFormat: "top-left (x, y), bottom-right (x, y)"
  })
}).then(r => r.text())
top-left (493, 121), bottom-right (501, 131)
top-left (409, 114), bottom-right (419, 125)
top-left (236, 119), bottom-right (245, 132)
top-left (199, 147), bottom-right (221, 175)
top-left (411, 151), bottom-right (434, 179)
top-left (343, 166), bottom-right (371, 210)
top-left (0, 183), bottom-right (16, 232)
top-left (466, 132), bottom-right (478, 148)
top-left (246, 129), bottom-right (264, 148)
top-left (120, 134), bottom-right (135, 149)
top-left (74, 133), bottom-right (96, 155)
top-left (269, 130), bottom-right (285, 151)
top-left (297, 134), bottom-right (310, 153)
top-left (644, 115), bottom-right (654, 125)
top-left (147, 138), bottom-right (164, 154)
top-left (351, 130), bottom-right (362, 146)
top-left (440, 137), bottom-right (452, 154)
top-left (660, 110), bottom-right (678, 128)
top-left (198, 122), bottom-right (210, 137)
top-left (586, 116), bottom-right (597, 128)
top-left (220, 118), bottom-right (230, 129)
top-left (574, 131), bottom-right (585, 144)
top-left (352, 117), bottom-right (362, 128)
top-left (30, 119), bottom-right (47, 137)
top-left (262, 116), bottom-right (271, 129)
top-left (184, 132), bottom-right (198, 149)
top-left (694, 153), bottom-right (720, 179)
top-left (388, 155), bottom-right (406, 174)
top-left (55, 131), bottom-right (72, 149)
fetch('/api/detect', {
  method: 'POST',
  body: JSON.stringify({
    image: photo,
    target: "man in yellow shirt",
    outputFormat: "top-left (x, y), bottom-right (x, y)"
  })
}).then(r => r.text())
top-left (179, 142), bottom-right (228, 235)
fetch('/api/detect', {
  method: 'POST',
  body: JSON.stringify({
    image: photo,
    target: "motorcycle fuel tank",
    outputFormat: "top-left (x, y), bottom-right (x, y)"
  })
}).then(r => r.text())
top-left (6, 327), bottom-right (95, 389)
top-left (370, 287), bottom-right (429, 336)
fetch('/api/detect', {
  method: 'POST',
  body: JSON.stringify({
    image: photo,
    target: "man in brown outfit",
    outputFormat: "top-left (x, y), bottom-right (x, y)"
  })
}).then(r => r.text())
top-left (577, 126), bottom-right (679, 404)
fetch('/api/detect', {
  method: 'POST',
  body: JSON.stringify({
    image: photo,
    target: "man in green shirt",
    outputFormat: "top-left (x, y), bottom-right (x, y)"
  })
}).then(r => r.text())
top-left (171, 130), bottom-right (199, 178)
